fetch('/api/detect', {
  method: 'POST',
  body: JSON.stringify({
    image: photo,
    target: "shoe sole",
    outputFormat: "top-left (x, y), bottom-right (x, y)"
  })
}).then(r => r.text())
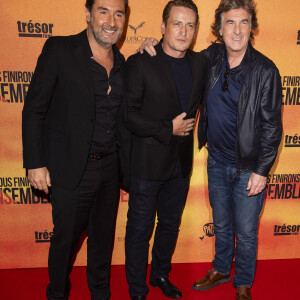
top-left (149, 280), bottom-right (157, 288)
top-left (192, 276), bottom-right (231, 291)
top-left (149, 281), bottom-right (182, 299)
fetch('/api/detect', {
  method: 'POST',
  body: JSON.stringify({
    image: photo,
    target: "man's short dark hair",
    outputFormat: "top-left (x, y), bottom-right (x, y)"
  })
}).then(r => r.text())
top-left (212, 0), bottom-right (258, 42)
top-left (85, 0), bottom-right (128, 13)
top-left (162, 0), bottom-right (199, 26)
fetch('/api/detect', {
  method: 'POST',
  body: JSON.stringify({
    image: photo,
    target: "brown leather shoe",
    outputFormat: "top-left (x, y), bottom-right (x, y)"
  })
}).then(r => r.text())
top-left (236, 286), bottom-right (252, 300)
top-left (192, 269), bottom-right (231, 291)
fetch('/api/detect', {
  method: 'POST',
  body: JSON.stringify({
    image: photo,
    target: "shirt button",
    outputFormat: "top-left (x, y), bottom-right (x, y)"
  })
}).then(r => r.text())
top-left (106, 130), bottom-right (110, 134)
top-left (87, 140), bottom-right (90, 145)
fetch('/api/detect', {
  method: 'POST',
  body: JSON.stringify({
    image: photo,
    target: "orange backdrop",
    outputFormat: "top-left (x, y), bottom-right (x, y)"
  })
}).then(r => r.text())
top-left (0, 0), bottom-right (300, 269)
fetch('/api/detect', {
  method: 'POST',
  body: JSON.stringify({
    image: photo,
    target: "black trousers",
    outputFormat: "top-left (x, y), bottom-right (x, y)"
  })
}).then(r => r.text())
top-left (125, 161), bottom-right (190, 297)
top-left (46, 153), bottom-right (119, 300)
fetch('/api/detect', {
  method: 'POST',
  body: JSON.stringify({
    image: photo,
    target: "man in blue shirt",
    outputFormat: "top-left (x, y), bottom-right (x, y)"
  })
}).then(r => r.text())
top-left (194, 1), bottom-right (282, 299)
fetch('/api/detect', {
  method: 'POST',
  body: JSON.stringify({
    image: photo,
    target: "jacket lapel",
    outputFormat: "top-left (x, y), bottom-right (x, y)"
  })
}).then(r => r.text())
top-left (235, 43), bottom-right (252, 119)
top-left (72, 30), bottom-right (94, 109)
top-left (186, 50), bottom-right (199, 115)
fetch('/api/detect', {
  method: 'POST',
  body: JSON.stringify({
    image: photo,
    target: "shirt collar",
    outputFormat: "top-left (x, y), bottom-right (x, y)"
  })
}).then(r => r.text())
top-left (85, 34), bottom-right (124, 69)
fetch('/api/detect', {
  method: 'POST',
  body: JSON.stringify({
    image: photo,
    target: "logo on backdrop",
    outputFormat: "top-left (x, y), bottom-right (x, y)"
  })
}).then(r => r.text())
top-left (282, 76), bottom-right (300, 105)
top-left (284, 134), bottom-right (300, 147)
top-left (117, 236), bottom-right (125, 242)
top-left (17, 20), bottom-right (54, 38)
top-left (128, 22), bottom-right (145, 35)
top-left (0, 177), bottom-right (50, 205)
top-left (274, 224), bottom-right (300, 236)
top-left (121, 21), bottom-right (150, 44)
top-left (0, 70), bottom-right (33, 103)
top-left (35, 230), bottom-right (53, 243)
top-left (199, 223), bottom-right (215, 241)
top-left (297, 30), bottom-right (300, 45)
top-left (266, 174), bottom-right (300, 200)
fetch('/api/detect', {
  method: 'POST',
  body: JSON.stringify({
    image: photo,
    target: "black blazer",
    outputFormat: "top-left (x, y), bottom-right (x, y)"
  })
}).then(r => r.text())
top-left (125, 43), bottom-right (208, 181)
top-left (22, 30), bottom-right (126, 189)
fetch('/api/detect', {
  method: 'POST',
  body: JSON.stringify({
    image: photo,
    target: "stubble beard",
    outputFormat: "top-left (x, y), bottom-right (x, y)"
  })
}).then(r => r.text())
top-left (92, 26), bottom-right (122, 49)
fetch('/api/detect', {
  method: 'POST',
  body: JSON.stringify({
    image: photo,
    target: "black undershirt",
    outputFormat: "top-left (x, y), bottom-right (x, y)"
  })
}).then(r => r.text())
top-left (164, 52), bottom-right (192, 113)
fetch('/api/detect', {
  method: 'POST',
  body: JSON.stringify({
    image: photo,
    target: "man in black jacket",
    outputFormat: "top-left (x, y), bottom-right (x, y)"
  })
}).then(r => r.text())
top-left (139, 1), bottom-right (282, 299)
top-left (22, 0), bottom-right (128, 299)
top-left (124, 1), bottom-right (208, 299)
top-left (192, 1), bottom-right (282, 299)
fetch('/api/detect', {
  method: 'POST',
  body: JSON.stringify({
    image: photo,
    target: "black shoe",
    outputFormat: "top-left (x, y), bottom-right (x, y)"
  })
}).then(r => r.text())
top-left (131, 296), bottom-right (146, 300)
top-left (149, 277), bottom-right (182, 299)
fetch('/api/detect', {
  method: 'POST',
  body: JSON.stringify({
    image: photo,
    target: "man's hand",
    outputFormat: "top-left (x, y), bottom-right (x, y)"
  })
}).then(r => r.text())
top-left (172, 112), bottom-right (195, 136)
top-left (28, 167), bottom-right (51, 194)
top-left (137, 37), bottom-right (159, 56)
top-left (246, 172), bottom-right (267, 197)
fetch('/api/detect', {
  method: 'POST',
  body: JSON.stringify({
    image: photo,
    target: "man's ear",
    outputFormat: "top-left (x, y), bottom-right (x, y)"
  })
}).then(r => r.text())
top-left (85, 7), bottom-right (91, 23)
top-left (161, 21), bottom-right (166, 35)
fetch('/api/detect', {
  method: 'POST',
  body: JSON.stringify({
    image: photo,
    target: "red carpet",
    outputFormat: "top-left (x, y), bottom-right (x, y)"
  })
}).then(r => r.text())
top-left (0, 260), bottom-right (298, 299)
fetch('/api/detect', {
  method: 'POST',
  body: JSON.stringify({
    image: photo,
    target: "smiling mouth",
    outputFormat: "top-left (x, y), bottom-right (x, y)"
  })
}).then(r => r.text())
top-left (103, 28), bottom-right (117, 34)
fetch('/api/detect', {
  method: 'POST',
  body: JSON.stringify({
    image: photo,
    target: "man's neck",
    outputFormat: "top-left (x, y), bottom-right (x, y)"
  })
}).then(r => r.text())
top-left (226, 47), bottom-right (247, 69)
top-left (162, 42), bottom-right (187, 59)
top-left (87, 30), bottom-right (113, 60)
top-left (87, 29), bottom-right (114, 75)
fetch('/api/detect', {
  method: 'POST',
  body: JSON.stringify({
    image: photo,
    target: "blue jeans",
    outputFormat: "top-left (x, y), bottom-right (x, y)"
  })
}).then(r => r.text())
top-left (207, 155), bottom-right (265, 288)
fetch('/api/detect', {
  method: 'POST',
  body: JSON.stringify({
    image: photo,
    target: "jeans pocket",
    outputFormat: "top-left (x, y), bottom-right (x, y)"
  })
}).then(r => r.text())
top-left (207, 155), bottom-right (216, 168)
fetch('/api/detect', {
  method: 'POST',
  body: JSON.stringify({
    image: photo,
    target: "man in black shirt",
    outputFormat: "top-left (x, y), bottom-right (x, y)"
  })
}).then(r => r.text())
top-left (22, 0), bottom-right (128, 299)
top-left (124, 1), bottom-right (208, 299)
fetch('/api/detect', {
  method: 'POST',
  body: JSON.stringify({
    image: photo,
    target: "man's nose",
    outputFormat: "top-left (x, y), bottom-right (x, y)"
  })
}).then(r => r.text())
top-left (107, 13), bottom-right (116, 27)
top-left (181, 25), bottom-right (187, 36)
top-left (233, 23), bottom-right (241, 34)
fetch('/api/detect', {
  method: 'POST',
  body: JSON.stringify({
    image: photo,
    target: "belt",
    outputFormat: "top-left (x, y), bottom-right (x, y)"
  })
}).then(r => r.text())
top-left (88, 152), bottom-right (115, 160)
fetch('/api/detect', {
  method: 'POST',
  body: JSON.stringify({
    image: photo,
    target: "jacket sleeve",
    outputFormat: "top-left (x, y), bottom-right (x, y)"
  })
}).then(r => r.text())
top-left (254, 67), bottom-right (283, 176)
top-left (124, 54), bottom-right (173, 145)
top-left (22, 37), bottom-right (59, 169)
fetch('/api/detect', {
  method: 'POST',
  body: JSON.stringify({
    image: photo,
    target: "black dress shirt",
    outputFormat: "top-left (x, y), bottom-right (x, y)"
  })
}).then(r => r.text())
top-left (88, 44), bottom-right (125, 154)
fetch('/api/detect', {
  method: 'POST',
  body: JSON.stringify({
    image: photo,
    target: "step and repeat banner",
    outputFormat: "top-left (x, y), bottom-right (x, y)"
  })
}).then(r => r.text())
top-left (0, 0), bottom-right (299, 269)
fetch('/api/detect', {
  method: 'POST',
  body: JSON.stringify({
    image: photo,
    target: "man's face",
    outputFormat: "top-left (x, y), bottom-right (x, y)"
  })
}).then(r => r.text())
top-left (85, 0), bottom-right (126, 48)
top-left (220, 8), bottom-right (251, 57)
top-left (161, 6), bottom-right (197, 58)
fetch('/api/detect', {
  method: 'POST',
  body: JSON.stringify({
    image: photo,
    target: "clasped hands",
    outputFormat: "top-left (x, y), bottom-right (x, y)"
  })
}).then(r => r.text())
top-left (173, 112), bottom-right (195, 136)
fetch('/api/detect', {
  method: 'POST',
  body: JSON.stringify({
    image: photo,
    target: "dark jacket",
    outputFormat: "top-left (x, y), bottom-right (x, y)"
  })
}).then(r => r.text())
top-left (22, 30), bottom-right (127, 189)
top-left (198, 42), bottom-right (282, 176)
top-left (125, 43), bottom-right (209, 181)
